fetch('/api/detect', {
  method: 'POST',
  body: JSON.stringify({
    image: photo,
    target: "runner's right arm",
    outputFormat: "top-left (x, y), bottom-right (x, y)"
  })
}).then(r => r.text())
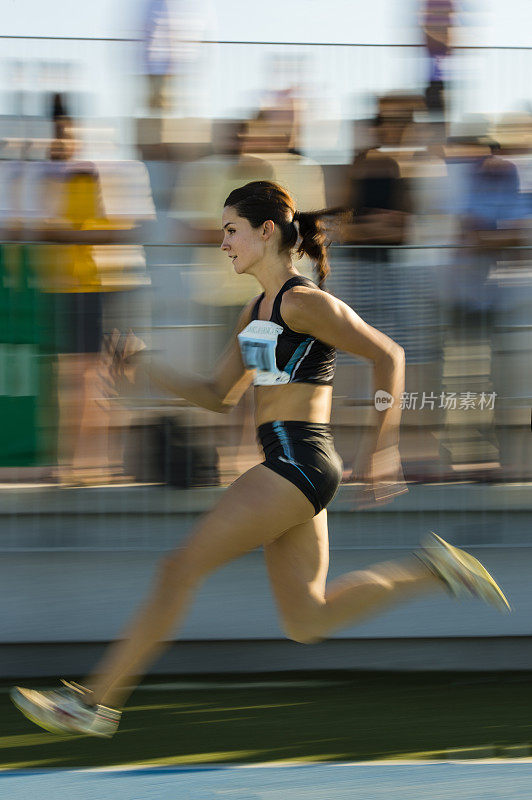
top-left (132, 298), bottom-right (256, 413)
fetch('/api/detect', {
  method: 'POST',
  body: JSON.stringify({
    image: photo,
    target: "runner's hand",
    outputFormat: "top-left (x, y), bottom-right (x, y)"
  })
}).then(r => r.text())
top-left (121, 329), bottom-right (147, 382)
top-left (357, 445), bottom-right (408, 508)
top-left (100, 328), bottom-right (146, 385)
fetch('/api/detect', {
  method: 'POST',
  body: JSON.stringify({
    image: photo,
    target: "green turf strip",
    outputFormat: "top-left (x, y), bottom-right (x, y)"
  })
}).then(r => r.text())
top-left (1, 672), bottom-right (531, 769)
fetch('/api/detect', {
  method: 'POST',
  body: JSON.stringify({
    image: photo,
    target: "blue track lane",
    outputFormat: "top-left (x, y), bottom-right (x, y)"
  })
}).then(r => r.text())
top-left (2, 762), bottom-right (532, 800)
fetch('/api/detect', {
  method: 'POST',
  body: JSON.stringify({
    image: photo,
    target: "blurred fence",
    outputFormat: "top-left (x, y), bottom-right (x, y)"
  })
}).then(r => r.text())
top-left (0, 241), bottom-right (530, 483)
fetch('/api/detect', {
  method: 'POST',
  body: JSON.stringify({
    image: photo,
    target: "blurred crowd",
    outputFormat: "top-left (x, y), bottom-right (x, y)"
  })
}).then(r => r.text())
top-left (0, 0), bottom-right (531, 488)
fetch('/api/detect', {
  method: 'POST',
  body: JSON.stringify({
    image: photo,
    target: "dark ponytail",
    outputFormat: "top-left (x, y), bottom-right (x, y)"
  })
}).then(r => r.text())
top-left (224, 181), bottom-right (346, 290)
top-left (293, 209), bottom-right (330, 289)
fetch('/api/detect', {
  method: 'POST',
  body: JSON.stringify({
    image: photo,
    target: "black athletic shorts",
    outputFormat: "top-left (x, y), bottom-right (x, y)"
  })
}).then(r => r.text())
top-left (257, 420), bottom-right (343, 516)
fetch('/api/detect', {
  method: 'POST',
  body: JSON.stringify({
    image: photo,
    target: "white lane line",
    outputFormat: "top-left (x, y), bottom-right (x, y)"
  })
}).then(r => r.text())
top-left (4, 759), bottom-right (532, 776)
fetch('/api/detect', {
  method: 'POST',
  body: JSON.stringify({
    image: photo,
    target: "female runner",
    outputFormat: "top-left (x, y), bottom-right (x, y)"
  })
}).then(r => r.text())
top-left (11, 181), bottom-right (510, 736)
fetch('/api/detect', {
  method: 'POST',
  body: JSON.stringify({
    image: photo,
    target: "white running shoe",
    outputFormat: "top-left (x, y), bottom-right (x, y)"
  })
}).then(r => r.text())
top-left (418, 532), bottom-right (511, 612)
top-left (10, 680), bottom-right (121, 738)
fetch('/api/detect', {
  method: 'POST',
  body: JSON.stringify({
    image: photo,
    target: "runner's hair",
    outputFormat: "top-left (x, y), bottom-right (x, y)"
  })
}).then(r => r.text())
top-left (224, 180), bottom-right (346, 289)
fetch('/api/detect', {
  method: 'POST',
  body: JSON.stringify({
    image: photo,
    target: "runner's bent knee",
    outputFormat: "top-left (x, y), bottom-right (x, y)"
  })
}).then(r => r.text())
top-left (283, 616), bottom-right (325, 645)
top-left (280, 599), bottom-right (327, 644)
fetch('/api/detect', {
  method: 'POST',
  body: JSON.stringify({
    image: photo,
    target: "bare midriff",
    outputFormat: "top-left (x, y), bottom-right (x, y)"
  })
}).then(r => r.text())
top-left (254, 383), bottom-right (333, 427)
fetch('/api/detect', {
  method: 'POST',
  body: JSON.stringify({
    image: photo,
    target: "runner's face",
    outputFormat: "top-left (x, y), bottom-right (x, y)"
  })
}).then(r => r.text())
top-left (221, 207), bottom-right (265, 274)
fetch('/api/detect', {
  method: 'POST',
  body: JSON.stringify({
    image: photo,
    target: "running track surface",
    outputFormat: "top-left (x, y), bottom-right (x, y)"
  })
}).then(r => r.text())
top-left (2, 762), bottom-right (532, 799)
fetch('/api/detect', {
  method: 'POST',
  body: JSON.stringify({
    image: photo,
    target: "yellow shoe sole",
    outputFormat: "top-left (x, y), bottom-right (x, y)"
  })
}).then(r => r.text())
top-left (427, 532), bottom-right (511, 613)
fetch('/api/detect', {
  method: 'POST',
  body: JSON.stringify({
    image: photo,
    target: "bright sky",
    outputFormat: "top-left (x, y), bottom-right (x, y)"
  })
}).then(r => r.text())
top-left (3, 0), bottom-right (532, 47)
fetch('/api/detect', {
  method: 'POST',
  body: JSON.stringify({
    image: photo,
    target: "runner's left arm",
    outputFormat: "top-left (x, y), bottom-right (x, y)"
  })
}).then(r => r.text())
top-left (282, 286), bottom-right (405, 453)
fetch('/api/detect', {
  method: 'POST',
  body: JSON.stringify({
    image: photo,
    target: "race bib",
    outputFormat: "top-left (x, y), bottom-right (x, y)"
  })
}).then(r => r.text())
top-left (238, 321), bottom-right (290, 385)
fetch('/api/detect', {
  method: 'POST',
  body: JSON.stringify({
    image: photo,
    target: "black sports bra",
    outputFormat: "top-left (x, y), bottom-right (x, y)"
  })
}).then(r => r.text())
top-left (238, 276), bottom-right (336, 386)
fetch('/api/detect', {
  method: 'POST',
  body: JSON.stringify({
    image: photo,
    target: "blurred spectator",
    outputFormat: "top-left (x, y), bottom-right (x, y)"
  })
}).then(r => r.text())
top-left (440, 141), bottom-right (527, 477)
top-left (91, 156), bottom-right (156, 480)
top-left (33, 95), bottom-right (155, 485)
top-left (449, 149), bottom-right (523, 313)
top-left (141, 0), bottom-right (215, 116)
top-left (338, 96), bottom-right (416, 339)
top-left (420, 0), bottom-right (455, 113)
top-left (143, 0), bottom-right (176, 112)
top-left (334, 97), bottom-right (426, 481)
top-left (171, 118), bottom-right (274, 363)
top-left (256, 52), bottom-right (308, 156)
top-left (344, 96), bottom-right (417, 243)
top-left (257, 87), bottom-right (301, 155)
top-left (244, 114), bottom-right (327, 282)
top-left (169, 119), bottom-right (274, 479)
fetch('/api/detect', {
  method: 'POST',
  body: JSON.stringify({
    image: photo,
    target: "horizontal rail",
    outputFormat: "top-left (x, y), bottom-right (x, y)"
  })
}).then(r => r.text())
top-left (3, 242), bottom-right (532, 251)
top-left (1, 37), bottom-right (532, 51)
